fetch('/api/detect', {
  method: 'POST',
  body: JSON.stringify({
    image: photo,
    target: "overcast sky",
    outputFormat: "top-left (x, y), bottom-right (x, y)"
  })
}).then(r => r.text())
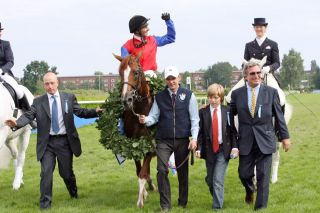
top-left (1, 0), bottom-right (319, 77)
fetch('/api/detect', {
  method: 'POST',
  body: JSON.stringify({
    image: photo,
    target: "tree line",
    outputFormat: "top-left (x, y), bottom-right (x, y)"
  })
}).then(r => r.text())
top-left (19, 49), bottom-right (320, 94)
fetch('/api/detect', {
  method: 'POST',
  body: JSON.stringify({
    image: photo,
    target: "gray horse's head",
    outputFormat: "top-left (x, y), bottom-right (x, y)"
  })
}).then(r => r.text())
top-left (242, 56), bottom-right (267, 75)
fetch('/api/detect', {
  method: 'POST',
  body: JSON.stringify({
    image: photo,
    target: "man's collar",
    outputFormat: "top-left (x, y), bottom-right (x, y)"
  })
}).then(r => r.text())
top-left (246, 82), bottom-right (261, 90)
top-left (167, 86), bottom-right (180, 95)
top-left (47, 91), bottom-right (59, 98)
top-left (210, 104), bottom-right (221, 111)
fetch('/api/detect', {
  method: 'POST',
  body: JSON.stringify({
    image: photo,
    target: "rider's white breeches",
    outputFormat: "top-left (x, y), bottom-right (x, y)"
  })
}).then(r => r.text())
top-left (1, 72), bottom-right (24, 99)
top-left (226, 76), bottom-right (285, 106)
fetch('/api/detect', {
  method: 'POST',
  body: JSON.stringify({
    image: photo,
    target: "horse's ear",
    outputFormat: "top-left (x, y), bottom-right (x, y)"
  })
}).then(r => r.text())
top-left (260, 56), bottom-right (267, 67)
top-left (241, 59), bottom-right (248, 71)
top-left (113, 53), bottom-right (123, 62)
top-left (136, 51), bottom-right (142, 60)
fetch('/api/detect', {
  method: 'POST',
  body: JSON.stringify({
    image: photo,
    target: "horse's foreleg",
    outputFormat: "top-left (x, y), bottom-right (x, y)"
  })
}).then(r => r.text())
top-left (134, 160), bottom-right (142, 177)
top-left (271, 142), bottom-right (281, 184)
top-left (137, 178), bottom-right (147, 208)
top-left (10, 128), bottom-right (31, 190)
top-left (5, 138), bottom-right (18, 162)
top-left (143, 153), bottom-right (157, 191)
top-left (136, 153), bottom-right (156, 208)
top-left (5, 138), bottom-right (21, 190)
top-left (16, 128), bottom-right (31, 169)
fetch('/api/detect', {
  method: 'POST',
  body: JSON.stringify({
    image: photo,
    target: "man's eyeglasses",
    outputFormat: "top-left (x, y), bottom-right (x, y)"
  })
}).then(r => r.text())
top-left (249, 71), bottom-right (261, 76)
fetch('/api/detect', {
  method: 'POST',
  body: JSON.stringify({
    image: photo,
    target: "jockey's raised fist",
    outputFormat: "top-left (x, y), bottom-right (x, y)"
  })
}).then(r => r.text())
top-left (161, 13), bottom-right (170, 21)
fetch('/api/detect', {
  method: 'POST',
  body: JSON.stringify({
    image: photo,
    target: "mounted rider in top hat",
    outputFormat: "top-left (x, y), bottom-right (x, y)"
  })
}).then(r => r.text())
top-left (226, 18), bottom-right (284, 107)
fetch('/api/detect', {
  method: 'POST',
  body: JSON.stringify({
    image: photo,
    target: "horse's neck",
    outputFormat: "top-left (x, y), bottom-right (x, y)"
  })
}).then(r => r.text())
top-left (0, 83), bottom-right (15, 122)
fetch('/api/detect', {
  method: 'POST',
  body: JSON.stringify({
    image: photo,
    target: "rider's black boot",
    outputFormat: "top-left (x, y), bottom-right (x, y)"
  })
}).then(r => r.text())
top-left (18, 94), bottom-right (37, 128)
top-left (18, 94), bottom-right (30, 111)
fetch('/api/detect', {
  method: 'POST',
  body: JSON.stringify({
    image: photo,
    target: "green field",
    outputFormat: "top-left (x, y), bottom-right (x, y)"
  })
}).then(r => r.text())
top-left (0, 93), bottom-right (319, 212)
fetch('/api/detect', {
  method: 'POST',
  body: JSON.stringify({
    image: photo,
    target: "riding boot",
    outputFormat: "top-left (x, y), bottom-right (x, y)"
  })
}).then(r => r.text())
top-left (18, 94), bottom-right (31, 111)
top-left (281, 104), bottom-right (285, 114)
top-left (18, 94), bottom-right (37, 128)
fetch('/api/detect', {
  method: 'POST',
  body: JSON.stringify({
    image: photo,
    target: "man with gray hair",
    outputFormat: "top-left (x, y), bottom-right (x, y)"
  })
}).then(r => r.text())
top-left (230, 58), bottom-right (291, 210)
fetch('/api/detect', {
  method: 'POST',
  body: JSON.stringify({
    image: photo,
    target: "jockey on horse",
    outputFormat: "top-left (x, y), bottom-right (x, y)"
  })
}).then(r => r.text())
top-left (121, 12), bottom-right (176, 77)
top-left (0, 22), bottom-right (32, 112)
top-left (118, 13), bottom-right (175, 207)
top-left (119, 12), bottom-right (176, 135)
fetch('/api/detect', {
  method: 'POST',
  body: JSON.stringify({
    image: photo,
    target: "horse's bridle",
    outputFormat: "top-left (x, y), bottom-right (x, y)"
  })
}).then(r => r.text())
top-left (122, 66), bottom-right (150, 117)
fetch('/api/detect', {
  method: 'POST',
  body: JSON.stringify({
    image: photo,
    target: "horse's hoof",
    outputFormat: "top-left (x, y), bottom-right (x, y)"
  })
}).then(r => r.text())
top-left (12, 167), bottom-right (23, 190)
top-left (137, 201), bottom-right (144, 208)
top-left (143, 190), bottom-right (148, 200)
top-left (12, 183), bottom-right (21, 190)
top-left (149, 183), bottom-right (158, 192)
top-left (271, 176), bottom-right (278, 184)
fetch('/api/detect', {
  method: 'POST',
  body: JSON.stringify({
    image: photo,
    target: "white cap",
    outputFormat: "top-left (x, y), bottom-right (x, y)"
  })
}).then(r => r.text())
top-left (164, 66), bottom-right (179, 79)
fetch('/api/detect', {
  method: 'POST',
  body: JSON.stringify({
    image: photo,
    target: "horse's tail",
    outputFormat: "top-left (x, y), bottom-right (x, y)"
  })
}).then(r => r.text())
top-left (284, 103), bottom-right (293, 125)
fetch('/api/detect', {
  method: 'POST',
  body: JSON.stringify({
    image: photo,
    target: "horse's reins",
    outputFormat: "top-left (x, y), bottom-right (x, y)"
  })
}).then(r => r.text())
top-left (122, 66), bottom-right (150, 117)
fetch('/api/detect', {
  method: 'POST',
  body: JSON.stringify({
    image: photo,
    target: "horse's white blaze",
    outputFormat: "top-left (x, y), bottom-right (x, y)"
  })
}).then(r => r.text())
top-left (122, 66), bottom-right (131, 100)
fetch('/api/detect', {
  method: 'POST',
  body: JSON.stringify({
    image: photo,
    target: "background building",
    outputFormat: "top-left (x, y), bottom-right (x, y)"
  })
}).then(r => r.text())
top-left (58, 74), bottom-right (118, 91)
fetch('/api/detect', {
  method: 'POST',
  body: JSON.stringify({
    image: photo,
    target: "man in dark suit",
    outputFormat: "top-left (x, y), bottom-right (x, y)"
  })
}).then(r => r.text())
top-left (5, 72), bottom-right (102, 209)
top-left (196, 83), bottom-right (238, 210)
top-left (230, 59), bottom-right (291, 210)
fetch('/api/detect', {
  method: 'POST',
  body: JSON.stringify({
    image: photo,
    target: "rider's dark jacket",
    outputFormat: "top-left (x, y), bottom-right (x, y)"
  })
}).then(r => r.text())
top-left (0, 39), bottom-right (14, 77)
top-left (244, 38), bottom-right (280, 73)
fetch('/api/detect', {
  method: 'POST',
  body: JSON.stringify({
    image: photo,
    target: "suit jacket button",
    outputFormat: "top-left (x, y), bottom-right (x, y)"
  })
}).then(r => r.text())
top-left (253, 53), bottom-right (256, 56)
top-left (262, 53), bottom-right (264, 55)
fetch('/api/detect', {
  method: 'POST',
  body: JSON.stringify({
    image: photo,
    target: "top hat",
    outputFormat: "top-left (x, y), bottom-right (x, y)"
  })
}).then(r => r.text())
top-left (0, 22), bottom-right (4, 30)
top-left (252, 18), bottom-right (268, 26)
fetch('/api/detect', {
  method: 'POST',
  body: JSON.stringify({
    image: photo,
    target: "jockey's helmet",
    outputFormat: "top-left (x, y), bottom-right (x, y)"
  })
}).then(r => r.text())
top-left (129, 15), bottom-right (149, 33)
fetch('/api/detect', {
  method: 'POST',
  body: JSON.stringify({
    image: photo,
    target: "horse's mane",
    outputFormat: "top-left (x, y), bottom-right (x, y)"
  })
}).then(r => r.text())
top-left (119, 56), bottom-right (131, 76)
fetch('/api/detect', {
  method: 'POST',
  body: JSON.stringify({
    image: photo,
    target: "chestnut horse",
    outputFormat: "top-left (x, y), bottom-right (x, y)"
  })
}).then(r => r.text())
top-left (114, 53), bottom-right (156, 208)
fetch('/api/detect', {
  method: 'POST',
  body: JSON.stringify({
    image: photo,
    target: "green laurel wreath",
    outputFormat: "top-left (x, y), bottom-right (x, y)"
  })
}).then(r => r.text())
top-left (97, 76), bottom-right (165, 160)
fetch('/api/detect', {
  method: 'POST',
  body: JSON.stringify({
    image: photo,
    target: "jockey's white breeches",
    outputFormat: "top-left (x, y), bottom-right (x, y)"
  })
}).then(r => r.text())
top-left (1, 72), bottom-right (24, 99)
top-left (226, 76), bottom-right (286, 106)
